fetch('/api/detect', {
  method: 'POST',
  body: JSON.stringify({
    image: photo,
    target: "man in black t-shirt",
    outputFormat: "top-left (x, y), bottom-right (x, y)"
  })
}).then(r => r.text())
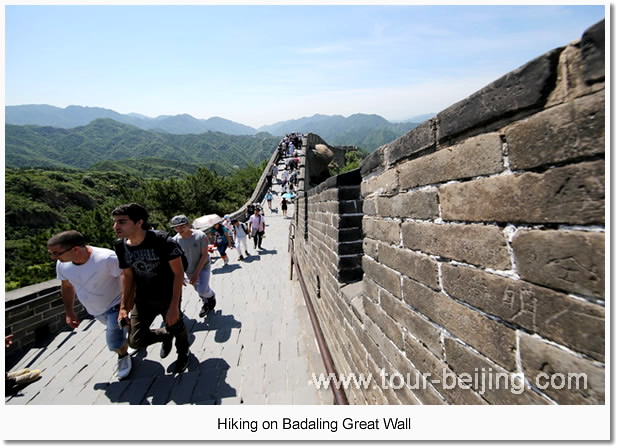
top-left (112, 203), bottom-right (190, 373)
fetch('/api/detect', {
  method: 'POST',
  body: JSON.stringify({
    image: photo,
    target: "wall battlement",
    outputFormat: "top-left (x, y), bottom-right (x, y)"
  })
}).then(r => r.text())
top-left (291, 19), bottom-right (605, 405)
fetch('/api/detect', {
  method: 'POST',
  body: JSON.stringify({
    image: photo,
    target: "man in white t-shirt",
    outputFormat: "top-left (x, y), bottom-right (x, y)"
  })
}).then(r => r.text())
top-left (47, 230), bottom-right (132, 380)
top-left (170, 215), bottom-right (216, 318)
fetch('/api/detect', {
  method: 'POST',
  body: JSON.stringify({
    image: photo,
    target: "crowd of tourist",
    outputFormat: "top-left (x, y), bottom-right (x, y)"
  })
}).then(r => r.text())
top-left (21, 137), bottom-right (303, 387)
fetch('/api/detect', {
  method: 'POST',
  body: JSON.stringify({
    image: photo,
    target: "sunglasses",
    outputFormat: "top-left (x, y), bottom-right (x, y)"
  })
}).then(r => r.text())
top-left (48, 246), bottom-right (75, 257)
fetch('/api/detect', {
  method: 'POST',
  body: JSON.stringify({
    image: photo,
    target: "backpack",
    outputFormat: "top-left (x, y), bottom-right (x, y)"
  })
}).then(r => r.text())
top-left (152, 230), bottom-right (189, 271)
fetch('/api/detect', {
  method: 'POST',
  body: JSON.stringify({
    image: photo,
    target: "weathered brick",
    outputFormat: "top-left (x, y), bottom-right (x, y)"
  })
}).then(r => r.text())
top-left (360, 145), bottom-right (386, 177)
top-left (377, 243), bottom-right (440, 290)
top-left (363, 197), bottom-right (377, 216)
top-left (363, 237), bottom-right (379, 261)
top-left (363, 217), bottom-right (400, 245)
top-left (405, 333), bottom-right (486, 405)
top-left (363, 277), bottom-right (380, 303)
top-left (506, 91), bottom-right (605, 170)
top-left (519, 332), bottom-right (604, 404)
top-left (581, 19), bottom-right (605, 85)
top-left (399, 133), bottom-right (504, 189)
top-left (363, 296), bottom-right (403, 350)
top-left (364, 317), bottom-right (444, 405)
top-left (362, 256), bottom-right (402, 298)
top-left (403, 277), bottom-right (517, 370)
top-left (361, 169), bottom-right (399, 198)
top-left (377, 189), bottom-right (439, 219)
top-left (444, 338), bottom-right (551, 405)
top-left (339, 200), bottom-right (363, 215)
top-left (512, 229), bottom-right (604, 299)
top-left (437, 48), bottom-right (563, 142)
top-left (384, 119), bottom-right (435, 167)
top-left (442, 263), bottom-right (604, 362)
top-left (402, 222), bottom-right (510, 270)
top-left (379, 289), bottom-right (442, 358)
top-left (440, 160), bottom-right (604, 225)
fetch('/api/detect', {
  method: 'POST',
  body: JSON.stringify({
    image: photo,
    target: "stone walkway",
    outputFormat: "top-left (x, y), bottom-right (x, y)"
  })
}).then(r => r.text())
top-left (5, 183), bottom-right (330, 405)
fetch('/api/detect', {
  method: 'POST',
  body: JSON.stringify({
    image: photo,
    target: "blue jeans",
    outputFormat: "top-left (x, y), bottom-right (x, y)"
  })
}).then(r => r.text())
top-left (192, 265), bottom-right (214, 302)
top-left (94, 304), bottom-right (128, 352)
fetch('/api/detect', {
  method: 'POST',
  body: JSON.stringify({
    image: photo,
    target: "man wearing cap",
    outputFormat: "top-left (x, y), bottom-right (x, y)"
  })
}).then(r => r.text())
top-left (171, 214), bottom-right (217, 318)
top-left (47, 230), bottom-right (132, 380)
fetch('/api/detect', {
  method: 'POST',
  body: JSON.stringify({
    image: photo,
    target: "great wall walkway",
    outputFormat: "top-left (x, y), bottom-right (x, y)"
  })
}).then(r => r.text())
top-left (5, 177), bottom-right (331, 405)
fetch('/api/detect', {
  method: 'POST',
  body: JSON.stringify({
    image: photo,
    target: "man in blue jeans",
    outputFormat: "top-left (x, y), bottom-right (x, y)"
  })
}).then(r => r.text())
top-left (47, 230), bottom-right (132, 380)
top-left (170, 214), bottom-right (217, 318)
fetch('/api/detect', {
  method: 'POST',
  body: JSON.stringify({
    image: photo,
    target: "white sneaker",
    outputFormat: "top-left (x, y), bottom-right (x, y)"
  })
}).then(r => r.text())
top-left (117, 354), bottom-right (132, 380)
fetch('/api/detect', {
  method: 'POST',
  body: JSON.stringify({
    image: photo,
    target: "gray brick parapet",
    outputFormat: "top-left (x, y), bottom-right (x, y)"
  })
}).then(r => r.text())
top-left (294, 19), bottom-right (605, 405)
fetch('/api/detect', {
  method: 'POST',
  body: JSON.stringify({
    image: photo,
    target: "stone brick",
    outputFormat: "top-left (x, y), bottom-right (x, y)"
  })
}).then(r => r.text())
top-left (437, 48), bottom-right (563, 141)
top-left (512, 229), bottom-right (604, 299)
top-left (362, 256), bottom-right (402, 298)
top-left (363, 197), bottom-right (377, 216)
top-left (364, 317), bottom-right (443, 405)
top-left (440, 160), bottom-right (604, 225)
top-left (361, 169), bottom-right (399, 198)
top-left (506, 91), bottom-right (605, 170)
top-left (339, 186), bottom-right (361, 201)
top-left (360, 145), bottom-right (386, 177)
top-left (339, 200), bottom-right (363, 215)
top-left (402, 222), bottom-right (510, 270)
top-left (441, 263), bottom-right (604, 362)
top-left (363, 217), bottom-right (401, 245)
top-left (403, 277), bottom-right (517, 370)
top-left (581, 20), bottom-right (605, 85)
top-left (444, 338), bottom-right (551, 405)
top-left (363, 237), bottom-right (379, 261)
top-left (377, 189), bottom-right (439, 220)
top-left (363, 296), bottom-right (403, 350)
top-left (399, 133), bottom-right (504, 189)
top-left (379, 289), bottom-right (442, 358)
top-left (363, 277), bottom-right (380, 303)
top-left (384, 119), bottom-right (435, 167)
top-left (405, 333), bottom-right (486, 405)
top-left (377, 243), bottom-right (439, 290)
top-left (519, 332), bottom-right (604, 404)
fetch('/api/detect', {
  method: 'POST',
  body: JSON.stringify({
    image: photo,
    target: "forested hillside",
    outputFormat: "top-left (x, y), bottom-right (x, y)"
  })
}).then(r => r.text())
top-left (6, 120), bottom-right (279, 173)
top-left (5, 163), bottom-right (265, 291)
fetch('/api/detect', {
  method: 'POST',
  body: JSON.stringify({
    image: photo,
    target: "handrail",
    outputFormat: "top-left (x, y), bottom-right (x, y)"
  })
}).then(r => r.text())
top-left (292, 252), bottom-right (349, 405)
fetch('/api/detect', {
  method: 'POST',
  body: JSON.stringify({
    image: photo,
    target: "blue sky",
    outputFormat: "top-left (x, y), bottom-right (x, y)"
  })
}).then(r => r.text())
top-left (5, 4), bottom-right (605, 128)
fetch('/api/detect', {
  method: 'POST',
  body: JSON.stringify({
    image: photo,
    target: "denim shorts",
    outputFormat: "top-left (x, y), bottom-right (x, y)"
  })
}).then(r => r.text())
top-left (94, 304), bottom-right (128, 351)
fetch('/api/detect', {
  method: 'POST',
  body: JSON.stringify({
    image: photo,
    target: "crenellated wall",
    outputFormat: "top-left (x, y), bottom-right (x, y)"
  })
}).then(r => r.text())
top-left (292, 20), bottom-right (605, 405)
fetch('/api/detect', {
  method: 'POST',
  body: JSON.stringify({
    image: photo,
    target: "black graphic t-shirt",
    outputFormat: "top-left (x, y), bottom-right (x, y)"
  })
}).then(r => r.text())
top-left (115, 230), bottom-right (182, 303)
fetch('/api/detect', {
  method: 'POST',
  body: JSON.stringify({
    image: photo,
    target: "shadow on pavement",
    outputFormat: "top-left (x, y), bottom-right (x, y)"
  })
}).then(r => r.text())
top-left (186, 310), bottom-right (242, 344)
top-left (212, 264), bottom-right (242, 274)
top-left (97, 357), bottom-right (236, 405)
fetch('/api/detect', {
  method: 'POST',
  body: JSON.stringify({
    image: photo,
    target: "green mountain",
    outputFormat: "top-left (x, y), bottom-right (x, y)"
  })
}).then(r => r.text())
top-left (6, 104), bottom-right (257, 135)
top-left (6, 120), bottom-right (280, 173)
top-left (259, 113), bottom-right (419, 151)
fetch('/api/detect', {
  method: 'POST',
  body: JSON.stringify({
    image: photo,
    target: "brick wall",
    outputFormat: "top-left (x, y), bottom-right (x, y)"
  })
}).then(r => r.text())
top-left (5, 280), bottom-right (89, 355)
top-left (293, 20), bottom-right (605, 404)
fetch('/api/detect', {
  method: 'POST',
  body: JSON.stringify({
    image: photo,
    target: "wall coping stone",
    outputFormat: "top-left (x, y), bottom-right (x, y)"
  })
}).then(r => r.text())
top-left (5, 279), bottom-right (60, 306)
top-left (581, 20), bottom-right (605, 84)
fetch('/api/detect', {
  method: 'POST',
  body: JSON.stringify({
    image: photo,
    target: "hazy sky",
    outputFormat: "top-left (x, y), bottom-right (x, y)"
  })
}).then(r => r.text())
top-left (5, 4), bottom-right (605, 128)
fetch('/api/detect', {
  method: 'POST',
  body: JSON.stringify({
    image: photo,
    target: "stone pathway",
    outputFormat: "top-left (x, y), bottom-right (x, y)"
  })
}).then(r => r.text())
top-left (5, 180), bottom-right (330, 405)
